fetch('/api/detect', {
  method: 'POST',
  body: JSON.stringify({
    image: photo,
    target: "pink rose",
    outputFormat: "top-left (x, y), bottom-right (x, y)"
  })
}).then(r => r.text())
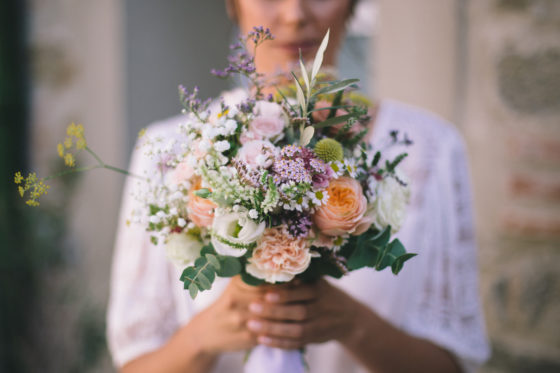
top-left (187, 180), bottom-right (217, 228)
top-left (169, 160), bottom-right (195, 185)
top-left (249, 101), bottom-right (286, 140)
top-left (239, 130), bottom-right (260, 144)
top-left (313, 177), bottom-right (369, 236)
top-left (246, 226), bottom-right (314, 283)
top-left (237, 140), bottom-right (277, 169)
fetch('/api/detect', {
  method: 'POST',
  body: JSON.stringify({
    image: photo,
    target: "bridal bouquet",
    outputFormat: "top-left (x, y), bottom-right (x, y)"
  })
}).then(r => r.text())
top-left (16, 27), bottom-right (415, 373)
top-left (135, 27), bottom-right (416, 298)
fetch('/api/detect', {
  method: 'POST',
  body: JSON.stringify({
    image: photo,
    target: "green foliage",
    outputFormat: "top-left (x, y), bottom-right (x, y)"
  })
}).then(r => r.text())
top-left (386, 153), bottom-right (408, 173)
top-left (313, 113), bottom-right (354, 129)
top-left (181, 244), bottom-right (243, 299)
top-left (240, 271), bottom-right (266, 286)
top-left (312, 79), bottom-right (359, 98)
top-left (298, 250), bottom-right (345, 282)
top-left (344, 226), bottom-right (416, 275)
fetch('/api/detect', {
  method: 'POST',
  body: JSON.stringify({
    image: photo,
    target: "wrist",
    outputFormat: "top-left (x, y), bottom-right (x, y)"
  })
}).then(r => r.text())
top-left (337, 300), bottom-right (380, 349)
top-left (177, 320), bottom-right (219, 363)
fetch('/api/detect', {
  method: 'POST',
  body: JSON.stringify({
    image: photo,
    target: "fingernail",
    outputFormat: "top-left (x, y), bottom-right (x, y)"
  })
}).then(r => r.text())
top-left (258, 336), bottom-right (272, 344)
top-left (249, 302), bottom-right (263, 314)
top-left (247, 319), bottom-right (262, 331)
top-left (265, 293), bottom-right (279, 302)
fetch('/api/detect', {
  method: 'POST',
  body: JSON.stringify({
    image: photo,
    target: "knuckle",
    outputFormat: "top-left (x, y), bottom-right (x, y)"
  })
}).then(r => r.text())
top-left (295, 305), bottom-right (308, 320)
top-left (291, 324), bottom-right (304, 338)
top-left (230, 311), bottom-right (244, 328)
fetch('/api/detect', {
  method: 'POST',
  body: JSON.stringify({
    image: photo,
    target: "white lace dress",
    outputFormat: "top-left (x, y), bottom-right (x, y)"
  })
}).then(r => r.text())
top-left (107, 96), bottom-right (491, 373)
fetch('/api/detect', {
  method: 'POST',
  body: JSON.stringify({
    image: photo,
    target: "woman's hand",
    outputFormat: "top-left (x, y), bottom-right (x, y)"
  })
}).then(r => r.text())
top-left (187, 276), bottom-right (264, 356)
top-left (245, 279), bottom-right (462, 373)
top-left (245, 279), bottom-right (360, 349)
top-left (122, 276), bottom-right (264, 373)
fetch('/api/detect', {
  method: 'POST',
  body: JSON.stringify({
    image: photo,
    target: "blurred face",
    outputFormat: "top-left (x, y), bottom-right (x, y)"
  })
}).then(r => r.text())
top-left (230, 0), bottom-right (353, 76)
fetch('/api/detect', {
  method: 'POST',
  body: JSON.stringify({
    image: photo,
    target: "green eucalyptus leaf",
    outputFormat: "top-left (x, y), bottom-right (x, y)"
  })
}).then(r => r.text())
top-left (217, 256), bottom-right (242, 277)
top-left (201, 244), bottom-right (216, 256)
top-left (205, 253), bottom-right (221, 270)
top-left (368, 226), bottom-right (392, 248)
top-left (391, 253), bottom-right (417, 274)
top-left (241, 271), bottom-right (265, 286)
top-left (197, 272), bottom-right (212, 290)
top-left (194, 256), bottom-right (207, 268)
top-left (188, 283), bottom-right (199, 299)
top-left (347, 243), bottom-right (378, 270)
top-left (202, 265), bottom-right (216, 284)
top-left (180, 267), bottom-right (196, 282)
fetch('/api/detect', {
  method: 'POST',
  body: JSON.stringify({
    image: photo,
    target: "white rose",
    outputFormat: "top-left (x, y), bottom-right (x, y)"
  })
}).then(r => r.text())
top-left (373, 173), bottom-right (411, 233)
top-left (165, 232), bottom-right (203, 267)
top-left (211, 212), bottom-right (265, 257)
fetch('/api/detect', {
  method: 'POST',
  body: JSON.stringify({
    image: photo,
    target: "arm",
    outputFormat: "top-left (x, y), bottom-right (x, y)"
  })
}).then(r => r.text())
top-left (246, 280), bottom-right (462, 373)
top-left (121, 276), bottom-right (263, 373)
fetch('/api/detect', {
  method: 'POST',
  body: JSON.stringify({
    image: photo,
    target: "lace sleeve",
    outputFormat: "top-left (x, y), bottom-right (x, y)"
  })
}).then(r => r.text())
top-left (106, 133), bottom-right (181, 368)
top-left (401, 128), bottom-right (490, 372)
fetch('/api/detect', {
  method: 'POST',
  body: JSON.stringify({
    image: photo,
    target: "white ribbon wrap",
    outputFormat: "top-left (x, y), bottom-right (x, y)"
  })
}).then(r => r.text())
top-left (245, 345), bottom-right (305, 373)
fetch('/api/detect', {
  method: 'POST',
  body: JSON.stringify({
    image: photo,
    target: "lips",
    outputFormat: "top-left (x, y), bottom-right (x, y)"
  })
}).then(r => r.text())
top-left (275, 40), bottom-right (320, 55)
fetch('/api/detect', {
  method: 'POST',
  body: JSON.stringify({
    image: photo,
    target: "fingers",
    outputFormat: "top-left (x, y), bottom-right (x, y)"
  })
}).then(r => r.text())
top-left (256, 335), bottom-right (304, 350)
top-left (263, 282), bottom-right (317, 304)
top-left (247, 319), bottom-right (307, 339)
top-left (249, 301), bottom-right (311, 321)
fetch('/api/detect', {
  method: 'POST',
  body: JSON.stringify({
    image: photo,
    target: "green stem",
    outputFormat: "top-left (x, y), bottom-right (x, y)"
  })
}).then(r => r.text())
top-left (44, 165), bottom-right (102, 181)
top-left (85, 146), bottom-right (104, 165)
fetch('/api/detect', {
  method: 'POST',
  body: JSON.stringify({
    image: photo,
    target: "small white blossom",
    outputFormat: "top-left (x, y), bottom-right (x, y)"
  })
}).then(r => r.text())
top-left (224, 119), bottom-right (238, 135)
top-left (149, 215), bottom-right (161, 224)
top-left (177, 218), bottom-right (187, 227)
top-left (199, 139), bottom-right (212, 152)
top-left (248, 209), bottom-right (259, 219)
top-left (214, 140), bottom-right (231, 153)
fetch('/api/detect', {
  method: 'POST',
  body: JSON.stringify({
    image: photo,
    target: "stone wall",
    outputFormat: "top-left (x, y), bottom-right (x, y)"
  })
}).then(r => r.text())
top-left (466, 1), bottom-right (560, 372)
top-left (375, 0), bottom-right (560, 371)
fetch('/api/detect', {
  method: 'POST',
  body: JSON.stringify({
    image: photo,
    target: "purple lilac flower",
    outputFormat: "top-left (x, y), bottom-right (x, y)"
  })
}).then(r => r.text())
top-left (286, 212), bottom-right (312, 238)
top-left (273, 158), bottom-right (312, 184)
top-left (273, 145), bottom-right (335, 187)
top-left (178, 85), bottom-right (211, 113)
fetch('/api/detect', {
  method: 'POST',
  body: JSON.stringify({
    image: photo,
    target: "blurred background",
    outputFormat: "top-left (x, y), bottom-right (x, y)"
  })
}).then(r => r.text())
top-left (1, 0), bottom-right (559, 372)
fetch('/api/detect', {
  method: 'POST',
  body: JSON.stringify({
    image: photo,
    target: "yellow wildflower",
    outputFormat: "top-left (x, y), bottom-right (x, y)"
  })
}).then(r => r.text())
top-left (64, 153), bottom-right (75, 167)
top-left (14, 171), bottom-right (23, 184)
top-left (138, 128), bottom-right (146, 138)
top-left (57, 143), bottom-right (65, 157)
top-left (76, 137), bottom-right (87, 150)
top-left (67, 123), bottom-right (78, 137)
top-left (64, 136), bottom-right (73, 149)
top-left (18, 186), bottom-right (25, 197)
top-left (75, 123), bottom-right (85, 137)
top-left (217, 109), bottom-right (229, 119)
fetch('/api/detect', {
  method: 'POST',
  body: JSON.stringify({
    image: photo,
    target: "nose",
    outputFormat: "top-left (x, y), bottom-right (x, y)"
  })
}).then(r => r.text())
top-left (281, 0), bottom-right (307, 27)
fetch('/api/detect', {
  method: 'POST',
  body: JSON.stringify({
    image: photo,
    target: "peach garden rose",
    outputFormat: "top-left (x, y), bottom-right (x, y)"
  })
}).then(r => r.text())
top-left (187, 180), bottom-right (217, 228)
top-left (313, 176), bottom-right (371, 236)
